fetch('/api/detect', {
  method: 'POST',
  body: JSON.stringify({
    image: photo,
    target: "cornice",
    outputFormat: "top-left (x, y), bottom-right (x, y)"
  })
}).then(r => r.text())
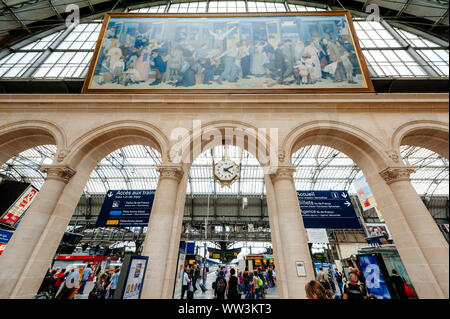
top-left (0, 93), bottom-right (448, 112)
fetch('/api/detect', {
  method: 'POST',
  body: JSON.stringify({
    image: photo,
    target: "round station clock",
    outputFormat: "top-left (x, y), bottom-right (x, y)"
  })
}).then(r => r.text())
top-left (213, 158), bottom-right (239, 187)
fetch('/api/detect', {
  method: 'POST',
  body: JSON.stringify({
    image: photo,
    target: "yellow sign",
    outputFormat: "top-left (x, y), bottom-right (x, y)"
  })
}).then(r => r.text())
top-left (106, 220), bottom-right (119, 225)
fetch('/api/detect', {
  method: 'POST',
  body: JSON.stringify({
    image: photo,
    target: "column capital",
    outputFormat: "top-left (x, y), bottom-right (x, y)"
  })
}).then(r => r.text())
top-left (269, 165), bottom-right (296, 183)
top-left (156, 164), bottom-right (184, 183)
top-left (379, 166), bottom-right (416, 185)
top-left (41, 165), bottom-right (76, 184)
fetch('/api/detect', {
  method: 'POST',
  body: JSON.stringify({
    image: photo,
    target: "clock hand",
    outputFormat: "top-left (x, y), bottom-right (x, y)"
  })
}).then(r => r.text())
top-left (224, 167), bottom-right (233, 173)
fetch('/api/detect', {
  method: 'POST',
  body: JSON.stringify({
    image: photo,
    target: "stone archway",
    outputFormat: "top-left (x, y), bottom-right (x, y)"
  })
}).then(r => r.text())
top-left (392, 120), bottom-right (449, 160)
top-left (0, 121), bottom-right (169, 299)
top-left (284, 120), bottom-right (448, 299)
top-left (0, 120), bottom-right (65, 166)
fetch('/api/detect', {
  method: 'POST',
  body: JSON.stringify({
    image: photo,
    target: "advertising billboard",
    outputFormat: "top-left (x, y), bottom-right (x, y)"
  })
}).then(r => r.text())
top-left (297, 190), bottom-right (361, 228)
top-left (96, 190), bottom-right (155, 227)
top-left (364, 223), bottom-right (391, 240)
top-left (357, 254), bottom-right (392, 299)
top-left (82, 11), bottom-right (373, 94)
top-left (115, 255), bottom-right (149, 299)
top-left (0, 185), bottom-right (38, 228)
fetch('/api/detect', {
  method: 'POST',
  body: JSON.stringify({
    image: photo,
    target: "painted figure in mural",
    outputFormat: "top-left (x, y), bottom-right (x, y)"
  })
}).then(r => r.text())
top-left (91, 16), bottom-right (364, 89)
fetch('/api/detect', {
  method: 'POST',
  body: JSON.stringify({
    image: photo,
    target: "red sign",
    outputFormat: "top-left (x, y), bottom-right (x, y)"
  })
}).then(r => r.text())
top-left (0, 186), bottom-right (38, 227)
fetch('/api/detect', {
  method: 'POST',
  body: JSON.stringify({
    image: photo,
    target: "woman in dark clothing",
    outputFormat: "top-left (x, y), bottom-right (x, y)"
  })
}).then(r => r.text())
top-left (89, 273), bottom-right (108, 299)
top-left (390, 269), bottom-right (409, 299)
top-left (226, 268), bottom-right (240, 300)
top-left (214, 270), bottom-right (227, 299)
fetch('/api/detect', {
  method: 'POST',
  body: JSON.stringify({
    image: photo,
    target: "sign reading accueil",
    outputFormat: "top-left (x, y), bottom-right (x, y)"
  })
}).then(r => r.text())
top-left (297, 190), bottom-right (361, 229)
top-left (96, 190), bottom-right (155, 227)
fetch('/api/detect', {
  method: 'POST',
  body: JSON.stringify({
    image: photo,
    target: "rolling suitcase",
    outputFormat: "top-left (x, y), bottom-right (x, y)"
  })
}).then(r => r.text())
top-left (199, 283), bottom-right (207, 293)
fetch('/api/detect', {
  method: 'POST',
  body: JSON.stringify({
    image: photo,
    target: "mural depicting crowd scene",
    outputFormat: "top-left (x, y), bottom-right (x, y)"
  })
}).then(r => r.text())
top-left (87, 15), bottom-right (368, 90)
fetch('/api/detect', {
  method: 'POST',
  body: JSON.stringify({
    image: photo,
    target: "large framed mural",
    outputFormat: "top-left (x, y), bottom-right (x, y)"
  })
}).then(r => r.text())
top-left (82, 11), bottom-right (374, 93)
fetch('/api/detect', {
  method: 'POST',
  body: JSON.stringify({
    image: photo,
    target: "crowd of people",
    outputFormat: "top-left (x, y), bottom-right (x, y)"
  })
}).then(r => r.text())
top-left (180, 264), bottom-right (276, 300)
top-left (93, 18), bottom-right (362, 89)
top-left (35, 264), bottom-right (121, 299)
top-left (307, 266), bottom-right (412, 299)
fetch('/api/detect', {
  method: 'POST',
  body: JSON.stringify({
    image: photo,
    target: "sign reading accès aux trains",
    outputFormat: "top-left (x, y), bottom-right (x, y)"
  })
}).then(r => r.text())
top-left (297, 190), bottom-right (361, 229)
top-left (96, 190), bottom-right (155, 227)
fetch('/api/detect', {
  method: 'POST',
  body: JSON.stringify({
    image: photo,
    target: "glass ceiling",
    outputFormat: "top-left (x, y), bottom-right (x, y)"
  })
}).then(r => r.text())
top-left (1, 144), bottom-right (448, 197)
top-left (0, 1), bottom-right (448, 79)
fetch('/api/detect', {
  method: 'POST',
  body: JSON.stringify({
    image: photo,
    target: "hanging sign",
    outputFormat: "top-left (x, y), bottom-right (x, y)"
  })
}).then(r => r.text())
top-left (0, 229), bottom-right (13, 255)
top-left (0, 185), bottom-right (38, 227)
top-left (297, 190), bottom-right (361, 229)
top-left (306, 228), bottom-right (329, 244)
top-left (96, 190), bottom-right (155, 227)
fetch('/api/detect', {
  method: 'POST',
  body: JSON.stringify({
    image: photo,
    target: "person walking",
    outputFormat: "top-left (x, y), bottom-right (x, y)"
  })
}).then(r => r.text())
top-left (181, 266), bottom-right (191, 299)
top-left (214, 270), bottom-right (227, 300)
top-left (334, 268), bottom-right (344, 297)
top-left (390, 269), bottom-right (409, 299)
top-left (226, 268), bottom-right (240, 300)
top-left (327, 268), bottom-right (336, 294)
top-left (267, 267), bottom-right (274, 288)
top-left (316, 266), bottom-right (329, 290)
top-left (78, 264), bottom-right (93, 295)
top-left (88, 273), bottom-right (108, 299)
top-left (343, 272), bottom-right (367, 300)
top-left (243, 268), bottom-right (250, 294)
top-left (252, 272), bottom-right (262, 299)
top-left (52, 268), bottom-right (66, 298)
top-left (107, 267), bottom-right (120, 299)
top-left (305, 280), bottom-right (334, 299)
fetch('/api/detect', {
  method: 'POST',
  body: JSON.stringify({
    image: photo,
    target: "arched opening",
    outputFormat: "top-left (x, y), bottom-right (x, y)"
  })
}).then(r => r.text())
top-left (0, 144), bottom-right (57, 254)
top-left (36, 144), bottom-right (163, 299)
top-left (175, 144), bottom-right (279, 299)
top-left (400, 145), bottom-right (449, 242)
top-left (291, 144), bottom-right (417, 299)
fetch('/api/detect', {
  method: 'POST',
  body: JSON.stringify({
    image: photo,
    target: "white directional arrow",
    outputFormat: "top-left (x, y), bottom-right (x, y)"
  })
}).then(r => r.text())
top-left (341, 192), bottom-right (348, 198)
top-left (344, 201), bottom-right (351, 207)
top-left (107, 191), bottom-right (114, 198)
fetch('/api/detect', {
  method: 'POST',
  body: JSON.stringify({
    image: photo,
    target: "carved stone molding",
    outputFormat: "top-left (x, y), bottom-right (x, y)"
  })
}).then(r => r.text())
top-left (379, 166), bottom-right (416, 185)
top-left (269, 165), bottom-right (296, 183)
top-left (385, 149), bottom-right (400, 163)
top-left (41, 165), bottom-right (76, 184)
top-left (277, 149), bottom-right (286, 163)
top-left (56, 149), bottom-right (69, 162)
top-left (157, 164), bottom-right (184, 183)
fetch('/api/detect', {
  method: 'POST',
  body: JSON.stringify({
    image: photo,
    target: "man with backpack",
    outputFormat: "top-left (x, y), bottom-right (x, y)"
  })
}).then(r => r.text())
top-left (334, 268), bottom-right (344, 296)
top-left (214, 270), bottom-right (227, 299)
top-left (343, 272), bottom-right (367, 299)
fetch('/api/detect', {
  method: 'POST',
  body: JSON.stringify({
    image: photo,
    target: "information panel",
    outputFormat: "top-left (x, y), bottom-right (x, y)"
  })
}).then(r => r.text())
top-left (297, 190), bottom-right (361, 229)
top-left (96, 190), bottom-right (155, 227)
top-left (115, 254), bottom-right (148, 299)
top-left (0, 229), bottom-right (13, 255)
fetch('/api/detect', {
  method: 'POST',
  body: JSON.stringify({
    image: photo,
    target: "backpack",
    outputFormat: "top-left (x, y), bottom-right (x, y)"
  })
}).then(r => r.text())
top-left (257, 277), bottom-right (263, 287)
top-left (216, 278), bottom-right (226, 293)
top-left (345, 283), bottom-right (365, 298)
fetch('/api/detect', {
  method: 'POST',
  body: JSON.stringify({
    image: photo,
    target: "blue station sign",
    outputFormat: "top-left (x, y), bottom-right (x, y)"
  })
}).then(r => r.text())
top-left (297, 190), bottom-right (361, 229)
top-left (96, 190), bottom-right (155, 227)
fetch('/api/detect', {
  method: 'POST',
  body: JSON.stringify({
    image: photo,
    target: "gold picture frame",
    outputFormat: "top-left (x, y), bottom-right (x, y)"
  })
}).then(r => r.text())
top-left (82, 11), bottom-right (374, 94)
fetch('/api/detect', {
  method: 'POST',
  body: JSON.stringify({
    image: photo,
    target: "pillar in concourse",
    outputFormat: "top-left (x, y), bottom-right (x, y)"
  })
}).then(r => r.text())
top-left (140, 164), bottom-right (184, 299)
top-left (269, 166), bottom-right (315, 299)
top-left (0, 165), bottom-right (76, 299)
top-left (379, 166), bottom-right (449, 298)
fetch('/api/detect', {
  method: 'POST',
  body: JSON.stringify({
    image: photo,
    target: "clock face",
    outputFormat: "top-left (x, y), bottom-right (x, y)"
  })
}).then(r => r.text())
top-left (214, 159), bottom-right (238, 182)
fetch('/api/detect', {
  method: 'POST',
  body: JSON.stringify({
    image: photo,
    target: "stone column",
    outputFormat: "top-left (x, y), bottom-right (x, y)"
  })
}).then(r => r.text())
top-left (140, 164), bottom-right (184, 299)
top-left (0, 164), bottom-right (76, 299)
top-left (268, 165), bottom-right (315, 299)
top-left (379, 166), bottom-right (449, 298)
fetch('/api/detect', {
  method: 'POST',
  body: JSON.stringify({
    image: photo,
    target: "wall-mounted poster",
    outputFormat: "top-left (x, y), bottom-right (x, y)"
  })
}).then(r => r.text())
top-left (82, 11), bottom-right (374, 93)
top-left (364, 223), bottom-right (392, 240)
top-left (115, 254), bottom-right (148, 299)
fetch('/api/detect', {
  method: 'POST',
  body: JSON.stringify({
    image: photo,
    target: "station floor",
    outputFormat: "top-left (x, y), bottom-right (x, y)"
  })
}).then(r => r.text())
top-left (74, 271), bottom-right (280, 299)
